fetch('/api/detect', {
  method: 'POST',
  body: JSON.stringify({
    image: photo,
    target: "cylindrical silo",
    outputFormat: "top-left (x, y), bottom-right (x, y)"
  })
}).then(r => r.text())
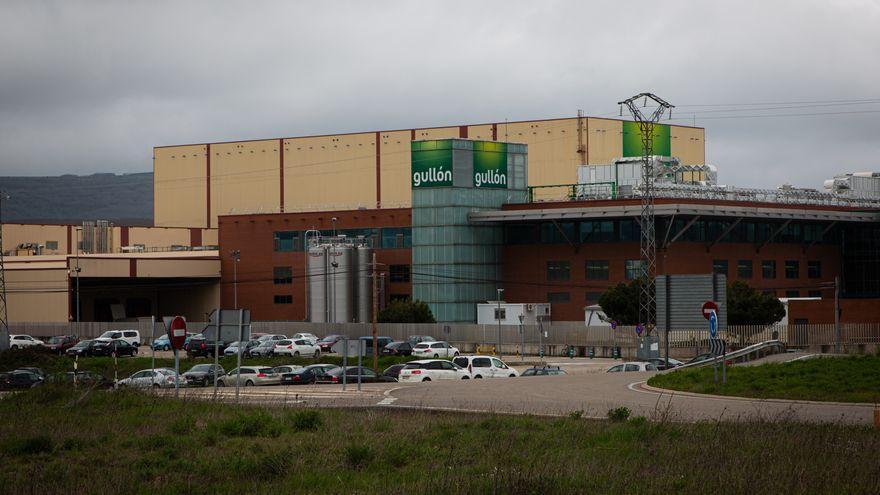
top-left (355, 246), bottom-right (373, 323)
top-left (307, 245), bottom-right (328, 323)
top-left (329, 244), bottom-right (354, 323)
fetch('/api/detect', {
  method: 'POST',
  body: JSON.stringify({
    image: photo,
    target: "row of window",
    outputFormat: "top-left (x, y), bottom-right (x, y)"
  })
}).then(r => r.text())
top-left (272, 264), bottom-right (412, 284)
top-left (546, 259), bottom-right (822, 281)
top-left (549, 289), bottom-right (824, 306)
top-left (274, 228), bottom-right (412, 252)
top-left (506, 219), bottom-right (836, 246)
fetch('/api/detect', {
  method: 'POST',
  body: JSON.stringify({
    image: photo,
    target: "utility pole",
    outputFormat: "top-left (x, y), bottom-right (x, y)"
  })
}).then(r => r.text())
top-left (496, 288), bottom-right (504, 358)
top-left (834, 275), bottom-right (840, 353)
top-left (0, 192), bottom-right (9, 350)
top-left (371, 252), bottom-right (378, 372)
top-left (576, 109), bottom-right (587, 167)
top-left (617, 93), bottom-right (674, 338)
top-left (231, 250), bottom-right (241, 309)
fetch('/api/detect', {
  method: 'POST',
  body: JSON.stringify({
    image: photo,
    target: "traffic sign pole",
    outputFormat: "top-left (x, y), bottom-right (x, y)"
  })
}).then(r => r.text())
top-left (174, 348), bottom-right (180, 398)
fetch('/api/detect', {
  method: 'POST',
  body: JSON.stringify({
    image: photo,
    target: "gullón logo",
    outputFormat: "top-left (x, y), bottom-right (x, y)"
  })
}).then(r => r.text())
top-left (413, 166), bottom-right (452, 187)
top-left (474, 169), bottom-right (506, 188)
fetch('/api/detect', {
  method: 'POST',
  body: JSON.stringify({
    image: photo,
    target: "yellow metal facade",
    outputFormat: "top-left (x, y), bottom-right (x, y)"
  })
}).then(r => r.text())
top-left (1, 224), bottom-right (69, 255)
top-left (153, 117), bottom-right (705, 227)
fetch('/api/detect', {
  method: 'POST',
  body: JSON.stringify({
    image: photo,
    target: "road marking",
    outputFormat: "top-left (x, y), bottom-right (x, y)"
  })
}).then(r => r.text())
top-left (377, 397), bottom-right (397, 405)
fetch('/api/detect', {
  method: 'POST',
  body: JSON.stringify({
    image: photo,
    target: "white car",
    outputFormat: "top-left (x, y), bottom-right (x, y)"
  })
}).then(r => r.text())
top-left (8, 334), bottom-right (45, 349)
top-left (256, 334), bottom-right (287, 342)
top-left (96, 329), bottom-right (141, 347)
top-left (290, 333), bottom-right (319, 345)
top-left (606, 362), bottom-right (659, 373)
top-left (274, 339), bottom-right (321, 358)
top-left (118, 368), bottom-right (186, 389)
top-left (397, 359), bottom-right (471, 382)
top-left (452, 355), bottom-right (519, 378)
top-left (411, 341), bottom-right (460, 358)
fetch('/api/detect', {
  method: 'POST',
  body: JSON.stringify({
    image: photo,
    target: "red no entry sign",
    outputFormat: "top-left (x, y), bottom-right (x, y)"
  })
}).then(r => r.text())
top-left (168, 316), bottom-right (187, 350)
top-left (701, 301), bottom-right (719, 320)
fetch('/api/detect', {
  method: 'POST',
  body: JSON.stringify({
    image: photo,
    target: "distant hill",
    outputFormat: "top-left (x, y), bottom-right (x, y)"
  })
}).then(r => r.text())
top-left (0, 172), bottom-right (153, 225)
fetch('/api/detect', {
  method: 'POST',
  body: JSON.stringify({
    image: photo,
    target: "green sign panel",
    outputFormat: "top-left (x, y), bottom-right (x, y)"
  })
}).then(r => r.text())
top-left (411, 140), bottom-right (453, 188)
top-left (473, 141), bottom-right (508, 189)
top-left (622, 121), bottom-right (671, 157)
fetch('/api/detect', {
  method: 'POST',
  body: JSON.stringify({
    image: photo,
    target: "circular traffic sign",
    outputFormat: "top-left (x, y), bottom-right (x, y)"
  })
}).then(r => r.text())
top-left (168, 316), bottom-right (187, 350)
top-left (708, 311), bottom-right (718, 338)
top-left (701, 301), bottom-right (719, 320)
top-left (635, 324), bottom-right (644, 336)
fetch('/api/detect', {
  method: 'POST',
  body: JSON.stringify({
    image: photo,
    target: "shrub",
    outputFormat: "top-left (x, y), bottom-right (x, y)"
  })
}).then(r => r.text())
top-left (607, 407), bottom-right (631, 423)
top-left (344, 444), bottom-right (374, 469)
top-left (569, 410), bottom-right (585, 420)
top-left (212, 410), bottom-right (281, 437)
top-left (286, 409), bottom-right (323, 432)
top-left (4, 434), bottom-right (54, 456)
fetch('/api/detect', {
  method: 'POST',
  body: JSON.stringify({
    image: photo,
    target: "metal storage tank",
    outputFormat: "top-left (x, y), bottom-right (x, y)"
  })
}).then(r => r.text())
top-left (355, 246), bottom-right (373, 323)
top-left (329, 244), bottom-right (354, 323)
top-left (307, 245), bottom-right (328, 323)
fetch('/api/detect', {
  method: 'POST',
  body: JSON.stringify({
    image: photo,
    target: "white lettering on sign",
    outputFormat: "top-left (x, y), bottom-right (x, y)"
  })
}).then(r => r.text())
top-left (173, 329), bottom-right (185, 337)
top-left (474, 169), bottom-right (507, 187)
top-left (412, 166), bottom-right (452, 187)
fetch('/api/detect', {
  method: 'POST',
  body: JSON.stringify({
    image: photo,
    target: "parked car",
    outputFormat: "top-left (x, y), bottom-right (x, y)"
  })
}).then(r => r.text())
top-left (248, 340), bottom-right (277, 357)
top-left (45, 335), bottom-right (79, 355)
top-left (224, 340), bottom-right (259, 357)
top-left (644, 357), bottom-right (684, 370)
top-left (452, 356), bottom-right (519, 378)
top-left (686, 353), bottom-right (715, 365)
top-left (50, 371), bottom-right (113, 388)
top-left (65, 339), bottom-right (97, 357)
top-left (274, 339), bottom-right (321, 358)
top-left (360, 336), bottom-right (395, 353)
top-left (96, 329), bottom-right (141, 347)
top-left (16, 367), bottom-right (46, 380)
top-left (398, 359), bottom-right (471, 382)
top-left (183, 364), bottom-right (226, 387)
top-left (151, 334), bottom-right (171, 351)
top-left (88, 339), bottom-right (138, 357)
top-left (118, 368), bottom-right (185, 389)
top-left (407, 335), bottom-right (436, 345)
top-left (317, 334), bottom-right (347, 353)
top-left (280, 364), bottom-right (338, 385)
top-left (316, 366), bottom-right (395, 384)
top-left (272, 365), bottom-right (303, 376)
top-left (8, 334), bottom-right (44, 349)
top-left (521, 366), bottom-right (568, 376)
top-left (382, 341), bottom-right (413, 356)
top-left (290, 333), bottom-right (319, 345)
top-left (382, 364), bottom-right (406, 381)
top-left (412, 341), bottom-right (460, 358)
top-left (606, 362), bottom-right (659, 373)
top-left (0, 370), bottom-right (43, 390)
top-left (256, 334), bottom-right (287, 343)
top-left (218, 366), bottom-right (280, 387)
top-left (186, 336), bottom-right (225, 358)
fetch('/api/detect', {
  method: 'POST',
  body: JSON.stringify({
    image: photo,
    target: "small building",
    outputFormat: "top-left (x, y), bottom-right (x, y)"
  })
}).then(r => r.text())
top-left (476, 302), bottom-right (551, 325)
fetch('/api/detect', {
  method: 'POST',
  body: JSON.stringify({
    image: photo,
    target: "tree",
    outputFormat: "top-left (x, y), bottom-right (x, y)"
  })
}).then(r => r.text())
top-left (727, 281), bottom-right (785, 326)
top-left (377, 299), bottom-right (436, 324)
top-left (598, 281), bottom-right (641, 325)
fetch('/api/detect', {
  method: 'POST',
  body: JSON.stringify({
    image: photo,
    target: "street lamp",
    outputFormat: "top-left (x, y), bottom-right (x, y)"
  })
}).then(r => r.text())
top-left (74, 227), bottom-right (82, 323)
top-left (231, 250), bottom-right (241, 309)
top-left (518, 313), bottom-right (524, 362)
top-left (496, 288), bottom-right (504, 359)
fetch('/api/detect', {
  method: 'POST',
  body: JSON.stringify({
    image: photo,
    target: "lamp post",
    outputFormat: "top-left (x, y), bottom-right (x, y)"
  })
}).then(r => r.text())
top-left (74, 227), bottom-right (81, 323)
top-left (231, 250), bottom-right (241, 309)
top-left (496, 288), bottom-right (504, 358)
top-left (518, 313), bottom-right (524, 362)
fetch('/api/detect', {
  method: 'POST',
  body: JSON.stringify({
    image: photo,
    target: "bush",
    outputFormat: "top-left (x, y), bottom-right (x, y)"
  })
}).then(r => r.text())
top-left (568, 410), bottom-right (584, 420)
top-left (607, 407), bottom-right (631, 423)
top-left (211, 410), bottom-right (281, 438)
top-left (4, 434), bottom-right (54, 456)
top-left (344, 444), bottom-right (374, 469)
top-left (286, 409), bottom-right (323, 432)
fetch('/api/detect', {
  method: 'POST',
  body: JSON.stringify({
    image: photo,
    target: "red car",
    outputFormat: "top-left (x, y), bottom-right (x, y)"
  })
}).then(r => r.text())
top-left (45, 335), bottom-right (79, 355)
top-left (316, 334), bottom-right (347, 353)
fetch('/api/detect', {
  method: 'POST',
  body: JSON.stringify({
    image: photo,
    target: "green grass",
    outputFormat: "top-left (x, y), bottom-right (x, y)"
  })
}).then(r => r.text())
top-left (648, 355), bottom-right (880, 403)
top-left (1, 387), bottom-right (880, 494)
top-left (0, 347), bottom-right (416, 380)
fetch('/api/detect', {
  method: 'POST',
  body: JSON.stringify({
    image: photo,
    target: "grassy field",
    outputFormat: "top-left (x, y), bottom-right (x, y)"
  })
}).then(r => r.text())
top-left (1, 387), bottom-right (879, 494)
top-left (0, 347), bottom-right (416, 380)
top-left (648, 355), bottom-right (880, 403)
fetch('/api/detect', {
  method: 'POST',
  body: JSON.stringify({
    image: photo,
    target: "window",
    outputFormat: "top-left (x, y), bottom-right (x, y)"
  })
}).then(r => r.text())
top-left (541, 222), bottom-right (576, 244)
top-left (618, 219), bottom-right (640, 242)
top-left (273, 295), bottom-right (292, 304)
top-left (807, 261), bottom-right (821, 279)
top-left (472, 358), bottom-right (491, 367)
top-left (808, 290), bottom-right (822, 298)
top-left (712, 260), bottom-right (728, 277)
top-left (494, 308), bottom-right (506, 320)
top-left (273, 266), bottom-right (292, 284)
top-left (505, 224), bottom-right (538, 245)
top-left (390, 294), bottom-right (409, 302)
top-left (785, 260), bottom-right (799, 279)
top-left (580, 221), bottom-right (614, 242)
top-left (585, 260), bottom-right (609, 280)
top-left (762, 260), bottom-right (777, 279)
top-left (546, 261), bottom-right (571, 281)
top-left (389, 264), bottom-right (411, 283)
top-left (624, 364), bottom-right (639, 372)
top-left (585, 292), bottom-right (602, 304)
top-left (45, 241), bottom-right (58, 250)
top-left (625, 259), bottom-right (643, 280)
top-left (273, 231), bottom-right (301, 252)
top-left (491, 358), bottom-right (506, 368)
top-left (381, 227), bottom-right (412, 249)
top-left (547, 292), bottom-right (570, 303)
top-left (737, 260), bottom-right (753, 279)
top-left (785, 290), bottom-right (800, 298)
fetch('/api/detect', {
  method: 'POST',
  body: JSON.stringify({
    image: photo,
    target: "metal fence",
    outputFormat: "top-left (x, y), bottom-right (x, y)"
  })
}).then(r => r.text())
top-left (9, 320), bottom-right (880, 357)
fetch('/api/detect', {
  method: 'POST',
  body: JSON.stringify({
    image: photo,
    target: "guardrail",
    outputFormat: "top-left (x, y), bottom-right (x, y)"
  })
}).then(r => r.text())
top-left (673, 340), bottom-right (788, 370)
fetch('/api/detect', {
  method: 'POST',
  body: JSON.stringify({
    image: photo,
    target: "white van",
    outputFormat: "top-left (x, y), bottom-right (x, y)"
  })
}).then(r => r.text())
top-left (452, 355), bottom-right (519, 378)
top-left (96, 329), bottom-right (141, 347)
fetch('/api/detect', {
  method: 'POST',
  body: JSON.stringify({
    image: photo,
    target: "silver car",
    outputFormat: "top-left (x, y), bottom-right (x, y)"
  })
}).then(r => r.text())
top-left (118, 368), bottom-right (186, 389)
top-left (218, 366), bottom-right (280, 387)
top-left (248, 340), bottom-right (276, 357)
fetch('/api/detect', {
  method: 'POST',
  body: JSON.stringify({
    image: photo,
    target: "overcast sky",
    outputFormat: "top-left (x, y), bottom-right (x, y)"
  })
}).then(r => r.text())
top-left (1, 0), bottom-right (878, 189)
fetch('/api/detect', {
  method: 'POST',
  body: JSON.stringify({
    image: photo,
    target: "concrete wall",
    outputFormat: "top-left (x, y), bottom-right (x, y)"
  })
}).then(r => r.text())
top-left (2, 223), bottom-right (70, 255)
top-left (5, 267), bottom-right (69, 323)
top-left (154, 117), bottom-right (706, 227)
